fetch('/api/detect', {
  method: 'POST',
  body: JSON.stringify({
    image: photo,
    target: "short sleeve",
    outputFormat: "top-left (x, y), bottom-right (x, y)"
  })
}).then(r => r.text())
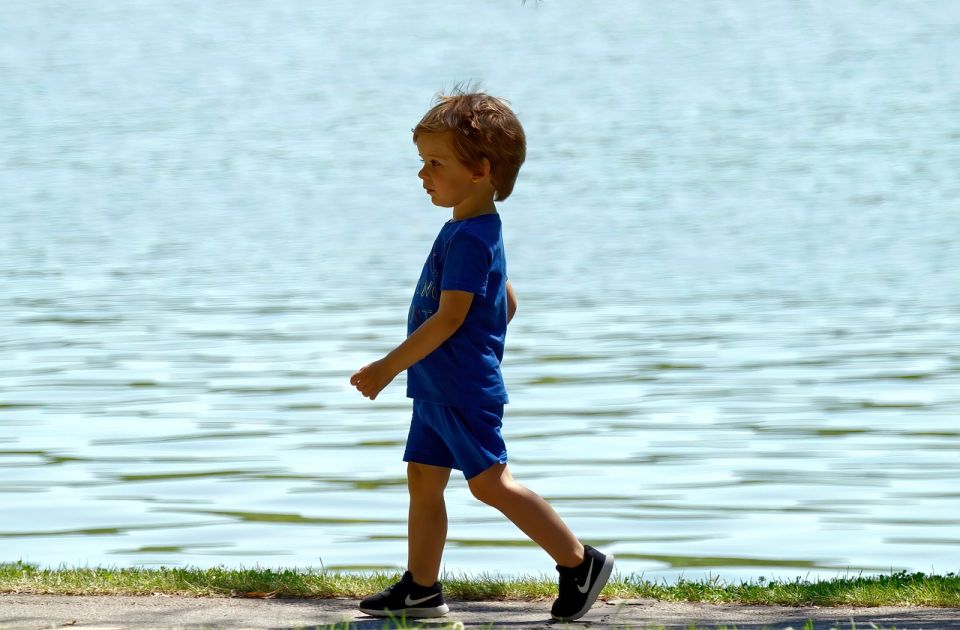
top-left (441, 233), bottom-right (492, 296)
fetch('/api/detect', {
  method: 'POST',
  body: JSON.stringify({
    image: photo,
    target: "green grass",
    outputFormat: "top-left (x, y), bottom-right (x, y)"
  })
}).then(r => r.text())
top-left (1, 561), bottom-right (957, 608)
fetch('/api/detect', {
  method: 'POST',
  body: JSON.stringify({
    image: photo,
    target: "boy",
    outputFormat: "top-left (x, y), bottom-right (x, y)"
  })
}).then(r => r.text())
top-left (349, 89), bottom-right (614, 622)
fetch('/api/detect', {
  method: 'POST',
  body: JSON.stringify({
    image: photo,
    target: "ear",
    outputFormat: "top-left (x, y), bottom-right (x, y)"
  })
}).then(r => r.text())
top-left (472, 158), bottom-right (492, 182)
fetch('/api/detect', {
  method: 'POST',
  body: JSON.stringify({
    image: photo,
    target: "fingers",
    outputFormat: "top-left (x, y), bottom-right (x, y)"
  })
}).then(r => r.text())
top-left (350, 365), bottom-right (368, 386)
top-left (350, 372), bottom-right (373, 399)
top-left (358, 379), bottom-right (380, 400)
top-left (350, 364), bottom-right (384, 400)
top-left (351, 375), bottom-right (365, 391)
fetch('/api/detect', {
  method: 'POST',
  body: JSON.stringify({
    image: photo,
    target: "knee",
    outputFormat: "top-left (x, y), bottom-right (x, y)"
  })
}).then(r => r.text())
top-left (407, 462), bottom-right (449, 499)
top-left (469, 482), bottom-right (496, 506)
top-left (468, 473), bottom-right (513, 506)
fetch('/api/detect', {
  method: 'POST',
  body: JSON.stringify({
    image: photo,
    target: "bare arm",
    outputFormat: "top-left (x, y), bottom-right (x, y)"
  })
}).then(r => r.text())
top-left (384, 290), bottom-right (473, 373)
top-left (350, 290), bottom-right (474, 400)
top-left (506, 279), bottom-right (517, 325)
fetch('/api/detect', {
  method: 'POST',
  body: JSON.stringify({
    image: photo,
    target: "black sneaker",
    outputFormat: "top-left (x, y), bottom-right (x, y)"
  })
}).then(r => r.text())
top-left (358, 570), bottom-right (450, 618)
top-left (551, 545), bottom-right (615, 621)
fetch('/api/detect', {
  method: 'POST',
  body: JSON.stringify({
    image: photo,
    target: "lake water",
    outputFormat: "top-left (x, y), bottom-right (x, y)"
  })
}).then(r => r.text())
top-left (1, 0), bottom-right (959, 583)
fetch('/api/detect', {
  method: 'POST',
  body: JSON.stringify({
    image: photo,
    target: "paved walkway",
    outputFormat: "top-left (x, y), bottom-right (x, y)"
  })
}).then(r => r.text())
top-left (1, 594), bottom-right (959, 629)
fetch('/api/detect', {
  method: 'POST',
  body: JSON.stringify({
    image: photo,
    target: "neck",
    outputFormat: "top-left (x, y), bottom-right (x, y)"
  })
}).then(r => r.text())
top-left (452, 200), bottom-right (497, 222)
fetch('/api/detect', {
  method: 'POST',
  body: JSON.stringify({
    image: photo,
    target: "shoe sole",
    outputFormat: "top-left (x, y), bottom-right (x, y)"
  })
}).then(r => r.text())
top-left (551, 553), bottom-right (615, 622)
top-left (358, 603), bottom-right (450, 618)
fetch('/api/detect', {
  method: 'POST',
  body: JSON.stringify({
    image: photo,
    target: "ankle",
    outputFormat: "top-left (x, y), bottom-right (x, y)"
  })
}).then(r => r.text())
top-left (557, 543), bottom-right (586, 569)
top-left (409, 571), bottom-right (439, 589)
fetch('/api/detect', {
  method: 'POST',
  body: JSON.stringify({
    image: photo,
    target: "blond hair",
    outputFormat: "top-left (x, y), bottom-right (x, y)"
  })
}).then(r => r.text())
top-left (413, 88), bottom-right (526, 201)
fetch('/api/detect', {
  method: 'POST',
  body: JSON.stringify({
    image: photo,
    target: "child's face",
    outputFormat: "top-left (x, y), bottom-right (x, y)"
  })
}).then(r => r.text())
top-left (415, 131), bottom-right (487, 210)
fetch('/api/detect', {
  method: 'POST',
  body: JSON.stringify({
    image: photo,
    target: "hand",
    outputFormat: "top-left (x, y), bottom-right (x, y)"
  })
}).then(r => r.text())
top-left (349, 358), bottom-right (398, 401)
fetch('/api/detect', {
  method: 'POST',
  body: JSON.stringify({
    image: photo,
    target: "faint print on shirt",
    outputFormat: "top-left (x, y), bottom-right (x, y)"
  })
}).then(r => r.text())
top-left (419, 279), bottom-right (438, 300)
top-left (417, 250), bottom-right (441, 302)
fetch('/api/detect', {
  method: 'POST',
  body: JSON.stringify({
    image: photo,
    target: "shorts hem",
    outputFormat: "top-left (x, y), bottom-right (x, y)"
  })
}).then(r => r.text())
top-left (403, 451), bottom-right (458, 471)
top-left (406, 393), bottom-right (510, 406)
top-left (462, 452), bottom-right (509, 480)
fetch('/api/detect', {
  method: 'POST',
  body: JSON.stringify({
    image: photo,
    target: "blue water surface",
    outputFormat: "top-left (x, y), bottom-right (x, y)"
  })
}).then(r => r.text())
top-left (1, 0), bottom-right (959, 582)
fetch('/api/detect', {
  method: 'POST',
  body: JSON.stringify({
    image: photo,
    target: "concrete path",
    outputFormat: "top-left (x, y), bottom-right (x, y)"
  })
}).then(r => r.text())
top-left (1, 594), bottom-right (959, 629)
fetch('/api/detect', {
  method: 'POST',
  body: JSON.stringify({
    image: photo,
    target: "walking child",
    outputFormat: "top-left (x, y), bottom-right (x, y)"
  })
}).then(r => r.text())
top-left (349, 88), bottom-right (614, 622)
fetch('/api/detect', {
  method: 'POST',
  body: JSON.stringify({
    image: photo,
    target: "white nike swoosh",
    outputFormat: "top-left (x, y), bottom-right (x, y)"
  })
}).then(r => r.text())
top-left (405, 592), bottom-right (440, 606)
top-left (577, 558), bottom-right (594, 594)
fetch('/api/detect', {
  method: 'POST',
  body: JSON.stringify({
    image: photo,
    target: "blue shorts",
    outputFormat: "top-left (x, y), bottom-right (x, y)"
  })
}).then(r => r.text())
top-left (403, 399), bottom-right (507, 480)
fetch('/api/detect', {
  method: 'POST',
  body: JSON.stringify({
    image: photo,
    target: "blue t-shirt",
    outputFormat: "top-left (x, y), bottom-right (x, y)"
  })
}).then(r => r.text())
top-left (406, 213), bottom-right (509, 406)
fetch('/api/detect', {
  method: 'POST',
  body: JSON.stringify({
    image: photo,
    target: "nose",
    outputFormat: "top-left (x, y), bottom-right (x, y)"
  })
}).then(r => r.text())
top-left (418, 165), bottom-right (427, 181)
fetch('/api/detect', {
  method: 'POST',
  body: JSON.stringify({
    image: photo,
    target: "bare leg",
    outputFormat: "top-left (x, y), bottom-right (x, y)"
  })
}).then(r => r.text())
top-left (467, 463), bottom-right (584, 568)
top-left (406, 462), bottom-right (452, 587)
